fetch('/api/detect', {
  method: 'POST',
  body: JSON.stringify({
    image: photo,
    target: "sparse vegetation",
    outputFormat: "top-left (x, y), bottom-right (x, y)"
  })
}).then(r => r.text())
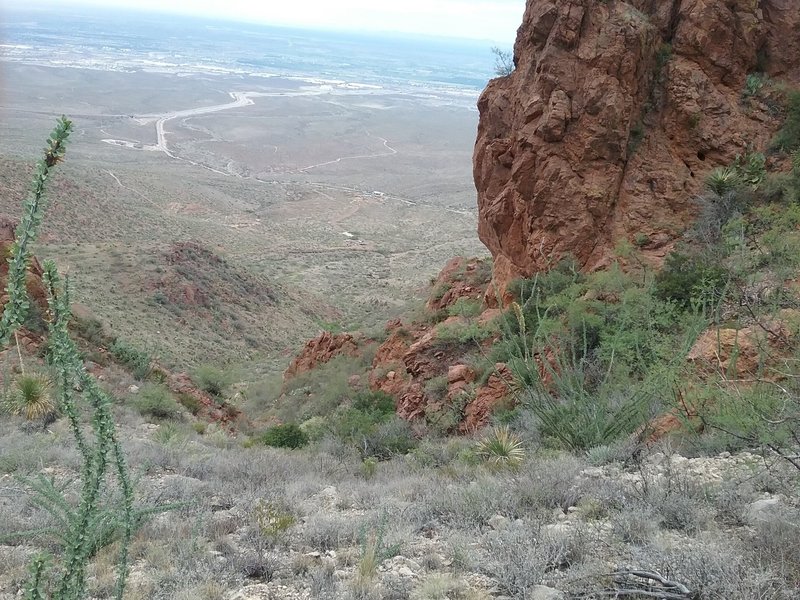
top-left (3, 16), bottom-right (800, 600)
top-left (490, 46), bottom-right (514, 77)
top-left (133, 383), bottom-right (182, 420)
top-left (191, 364), bottom-right (232, 399)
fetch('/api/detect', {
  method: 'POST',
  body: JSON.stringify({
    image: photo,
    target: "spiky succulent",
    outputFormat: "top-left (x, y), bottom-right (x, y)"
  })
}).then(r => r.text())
top-left (476, 425), bottom-right (526, 467)
top-left (705, 166), bottom-right (741, 197)
top-left (3, 373), bottom-right (55, 420)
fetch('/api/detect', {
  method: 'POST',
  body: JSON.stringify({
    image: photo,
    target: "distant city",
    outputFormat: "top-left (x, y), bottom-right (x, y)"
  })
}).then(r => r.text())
top-left (2, 6), bottom-right (498, 106)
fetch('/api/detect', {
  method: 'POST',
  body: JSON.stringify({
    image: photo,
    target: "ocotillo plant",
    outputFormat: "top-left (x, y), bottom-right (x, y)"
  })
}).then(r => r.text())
top-left (1, 117), bottom-right (134, 600)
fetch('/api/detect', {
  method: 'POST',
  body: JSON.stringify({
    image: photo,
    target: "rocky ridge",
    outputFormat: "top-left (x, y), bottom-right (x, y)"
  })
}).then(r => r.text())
top-left (474, 0), bottom-right (800, 299)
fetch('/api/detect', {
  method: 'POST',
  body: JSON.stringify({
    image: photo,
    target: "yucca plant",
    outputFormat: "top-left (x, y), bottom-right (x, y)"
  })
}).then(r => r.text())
top-left (705, 166), bottom-right (741, 197)
top-left (476, 425), bottom-right (526, 467)
top-left (2, 372), bottom-right (55, 420)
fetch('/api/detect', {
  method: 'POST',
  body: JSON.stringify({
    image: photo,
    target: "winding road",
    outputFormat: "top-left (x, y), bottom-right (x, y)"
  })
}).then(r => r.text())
top-left (103, 91), bottom-right (266, 157)
top-left (101, 90), bottom-right (400, 176)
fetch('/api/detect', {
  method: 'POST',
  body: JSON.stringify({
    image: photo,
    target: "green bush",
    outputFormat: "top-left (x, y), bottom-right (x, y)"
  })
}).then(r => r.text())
top-left (362, 416), bottom-right (417, 459)
top-left (2, 373), bottom-right (55, 420)
top-left (71, 315), bottom-right (109, 346)
top-left (262, 423), bottom-right (309, 449)
top-left (351, 390), bottom-right (395, 416)
top-left (176, 392), bottom-right (203, 415)
top-left (192, 364), bottom-right (232, 398)
top-left (772, 90), bottom-right (800, 152)
top-left (133, 384), bottom-right (182, 420)
top-left (654, 251), bottom-right (729, 310)
top-left (447, 297), bottom-right (483, 318)
top-left (499, 263), bottom-right (704, 450)
top-left (433, 320), bottom-right (496, 348)
top-left (476, 425), bottom-right (525, 467)
top-left (110, 339), bottom-right (152, 380)
top-left (742, 73), bottom-right (766, 100)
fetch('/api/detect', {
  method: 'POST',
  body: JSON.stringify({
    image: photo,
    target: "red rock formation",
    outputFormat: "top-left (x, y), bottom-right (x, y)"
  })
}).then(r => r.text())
top-left (427, 257), bottom-right (492, 312)
top-left (687, 309), bottom-right (800, 379)
top-left (461, 364), bottom-right (514, 432)
top-left (283, 331), bottom-right (361, 380)
top-left (0, 215), bottom-right (49, 314)
top-left (475, 0), bottom-right (800, 297)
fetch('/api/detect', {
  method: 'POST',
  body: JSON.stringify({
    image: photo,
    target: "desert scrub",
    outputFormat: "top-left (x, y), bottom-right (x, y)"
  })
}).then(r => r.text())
top-left (133, 383), bottom-right (182, 420)
top-left (109, 338), bottom-right (153, 380)
top-left (192, 364), bottom-right (232, 398)
top-left (447, 297), bottom-right (483, 318)
top-left (433, 320), bottom-right (496, 348)
top-left (500, 263), bottom-right (702, 450)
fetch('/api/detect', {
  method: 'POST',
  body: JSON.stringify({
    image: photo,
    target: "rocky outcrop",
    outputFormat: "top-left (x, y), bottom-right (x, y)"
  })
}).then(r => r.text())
top-left (475, 0), bottom-right (800, 298)
top-left (460, 363), bottom-right (513, 433)
top-left (284, 257), bottom-right (514, 431)
top-left (687, 309), bottom-right (800, 379)
top-left (427, 257), bottom-right (492, 312)
top-left (283, 331), bottom-right (361, 380)
top-left (0, 215), bottom-right (48, 317)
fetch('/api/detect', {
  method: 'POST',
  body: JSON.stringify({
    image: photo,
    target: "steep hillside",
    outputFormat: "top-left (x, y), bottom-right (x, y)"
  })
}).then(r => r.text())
top-left (475, 0), bottom-right (800, 298)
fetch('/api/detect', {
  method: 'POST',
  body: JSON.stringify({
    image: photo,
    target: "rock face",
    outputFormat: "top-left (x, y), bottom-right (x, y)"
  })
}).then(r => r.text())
top-left (283, 331), bottom-right (361, 380)
top-left (475, 0), bottom-right (800, 297)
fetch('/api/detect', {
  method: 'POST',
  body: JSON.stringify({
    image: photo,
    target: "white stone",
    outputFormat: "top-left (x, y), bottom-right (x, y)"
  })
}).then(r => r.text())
top-left (745, 497), bottom-right (783, 525)
top-left (529, 584), bottom-right (566, 600)
top-left (488, 514), bottom-right (510, 530)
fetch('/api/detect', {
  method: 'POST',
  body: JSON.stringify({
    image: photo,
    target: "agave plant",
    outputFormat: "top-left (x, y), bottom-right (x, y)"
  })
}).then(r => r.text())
top-left (705, 166), bottom-right (741, 197)
top-left (3, 373), bottom-right (55, 420)
top-left (476, 425), bottom-right (525, 467)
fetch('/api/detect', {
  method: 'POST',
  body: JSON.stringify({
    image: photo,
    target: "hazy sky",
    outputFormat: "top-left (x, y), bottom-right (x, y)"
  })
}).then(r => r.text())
top-left (15, 0), bottom-right (525, 43)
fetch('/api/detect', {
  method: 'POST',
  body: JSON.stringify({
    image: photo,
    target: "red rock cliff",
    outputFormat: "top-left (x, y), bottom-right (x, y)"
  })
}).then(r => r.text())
top-left (475, 0), bottom-right (800, 298)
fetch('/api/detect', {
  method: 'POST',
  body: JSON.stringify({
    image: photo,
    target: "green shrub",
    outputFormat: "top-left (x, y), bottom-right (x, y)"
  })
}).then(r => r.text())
top-left (433, 320), bottom-right (496, 348)
top-left (447, 297), bottom-right (483, 318)
top-left (279, 354), bottom-right (362, 422)
top-left (176, 392), bottom-right (203, 415)
top-left (499, 263), bottom-right (703, 451)
top-left (262, 423), bottom-right (309, 449)
top-left (363, 416), bottom-right (417, 458)
top-left (424, 375), bottom-right (449, 402)
top-left (706, 166), bottom-right (742, 197)
top-left (192, 364), bottom-right (232, 398)
top-left (133, 384), bottom-right (182, 420)
top-left (351, 390), bottom-right (395, 416)
top-left (300, 415), bottom-right (329, 441)
top-left (734, 151), bottom-right (767, 188)
top-left (772, 90), bottom-right (800, 152)
top-left (742, 73), bottom-right (766, 99)
top-left (110, 339), bottom-right (152, 380)
top-left (654, 251), bottom-right (729, 310)
top-left (361, 456), bottom-right (378, 479)
top-left (491, 46), bottom-right (513, 76)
